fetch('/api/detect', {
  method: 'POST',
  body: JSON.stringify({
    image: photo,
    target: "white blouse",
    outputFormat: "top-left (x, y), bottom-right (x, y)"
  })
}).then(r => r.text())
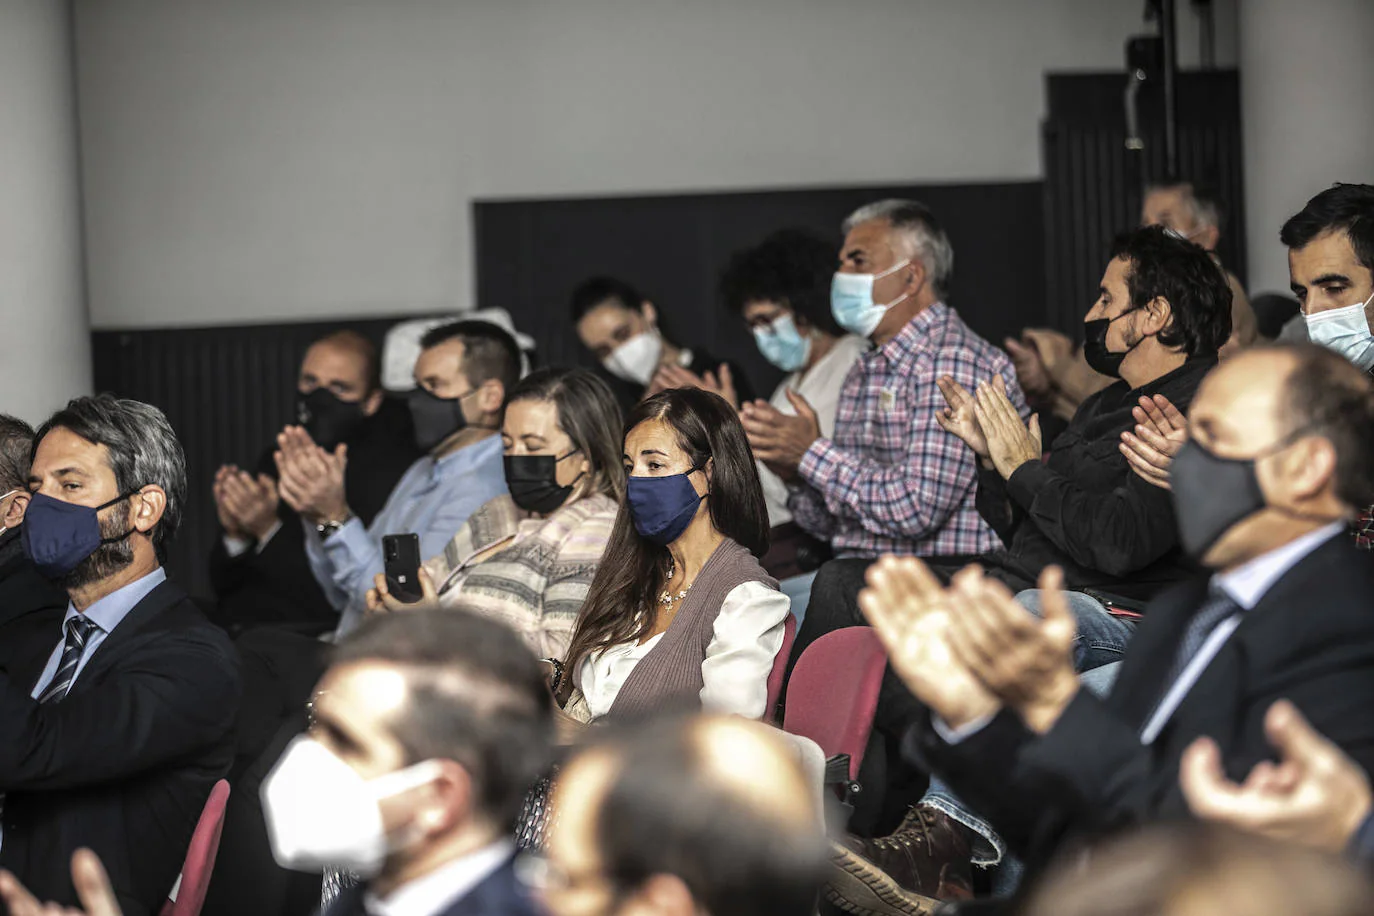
top-left (759, 334), bottom-right (868, 527)
top-left (578, 580), bottom-right (791, 720)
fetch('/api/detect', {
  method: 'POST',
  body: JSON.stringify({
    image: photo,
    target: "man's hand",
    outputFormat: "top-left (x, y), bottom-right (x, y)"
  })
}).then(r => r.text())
top-left (935, 376), bottom-right (990, 458)
top-left (1180, 700), bottom-right (1373, 853)
top-left (274, 426), bottom-right (350, 526)
top-left (1120, 394), bottom-right (1188, 491)
top-left (0, 848), bottom-right (123, 916)
top-left (212, 465), bottom-right (248, 539)
top-left (740, 391), bottom-right (821, 480)
top-left (946, 566), bottom-right (1079, 735)
top-left (218, 469), bottom-right (280, 541)
top-left (973, 377), bottom-right (1042, 479)
top-left (858, 556), bottom-right (1000, 730)
top-left (1004, 335), bottom-right (1052, 402)
top-left (365, 568), bottom-right (439, 615)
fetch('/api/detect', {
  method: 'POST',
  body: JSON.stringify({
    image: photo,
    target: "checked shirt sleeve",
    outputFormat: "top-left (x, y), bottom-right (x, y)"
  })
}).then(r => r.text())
top-left (795, 351), bottom-right (983, 545)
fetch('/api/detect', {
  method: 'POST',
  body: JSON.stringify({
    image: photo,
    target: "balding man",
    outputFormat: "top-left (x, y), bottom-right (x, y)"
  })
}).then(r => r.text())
top-left (848, 344), bottom-right (1374, 911)
top-left (537, 715), bottom-right (828, 916)
top-left (209, 330), bottom-right (418, 636)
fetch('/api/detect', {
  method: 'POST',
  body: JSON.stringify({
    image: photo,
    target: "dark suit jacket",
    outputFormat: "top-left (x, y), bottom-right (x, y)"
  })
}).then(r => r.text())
top-left (910, 533), bottom-right (1374, 876)
top-left (323, 856), bottom-right (539, 916)
top-left (208, 401), bottom-right (418, 635)
top-left (0, 530), bottom-right (67, 667)
top-left (0, 578), bottom-right (242, 916)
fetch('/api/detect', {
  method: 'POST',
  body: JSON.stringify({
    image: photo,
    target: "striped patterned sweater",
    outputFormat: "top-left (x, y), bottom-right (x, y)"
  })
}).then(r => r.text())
top-left (426, 492), bottom-right (618, 658)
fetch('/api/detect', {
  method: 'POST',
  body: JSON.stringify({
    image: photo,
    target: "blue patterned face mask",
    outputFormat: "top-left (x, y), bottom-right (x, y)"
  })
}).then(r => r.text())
top-left (752, 313), bottom-right (812, 372)
top-left (831, 259), bottom-right (911, 338)
top-left (1305, 290), bottom-right (1374, 371)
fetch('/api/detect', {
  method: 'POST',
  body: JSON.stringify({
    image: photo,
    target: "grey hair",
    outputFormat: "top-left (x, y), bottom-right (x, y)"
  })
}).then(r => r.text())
top-left (842, 198), bottom-right (954, 297)
top-left (1146, 180), bottom-right (1221, 231)
top-left (32, 395), bottom-right (186, 562)
top-left (0, 415), bottom-right (35, 493)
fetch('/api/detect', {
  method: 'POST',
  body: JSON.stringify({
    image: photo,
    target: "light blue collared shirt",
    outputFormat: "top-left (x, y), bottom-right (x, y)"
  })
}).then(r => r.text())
top-left (30, 567), bottom-right (168, 700)
top-left (306, 434), bottom-right (507, 635)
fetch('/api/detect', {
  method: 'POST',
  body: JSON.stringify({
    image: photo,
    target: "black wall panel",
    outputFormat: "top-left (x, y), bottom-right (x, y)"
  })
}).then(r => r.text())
top-left (476, 181), bottom-right (1046, 400)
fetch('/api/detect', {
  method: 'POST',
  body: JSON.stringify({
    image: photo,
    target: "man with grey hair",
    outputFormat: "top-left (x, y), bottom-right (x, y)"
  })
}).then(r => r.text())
top-left (0, 394), bottom-right (240, 916)
top-left (742, 198), bottom-right (1025, 662)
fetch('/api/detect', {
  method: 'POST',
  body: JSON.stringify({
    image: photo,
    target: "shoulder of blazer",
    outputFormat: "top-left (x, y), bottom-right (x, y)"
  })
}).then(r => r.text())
top-left (439, 858), bottom-right (538, 916)
top-left (77, 578), bottom-right (238, 685)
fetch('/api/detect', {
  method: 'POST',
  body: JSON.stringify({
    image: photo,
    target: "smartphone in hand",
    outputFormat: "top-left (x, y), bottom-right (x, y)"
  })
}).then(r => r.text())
top-left (382, 533), bottom-right (423, 603)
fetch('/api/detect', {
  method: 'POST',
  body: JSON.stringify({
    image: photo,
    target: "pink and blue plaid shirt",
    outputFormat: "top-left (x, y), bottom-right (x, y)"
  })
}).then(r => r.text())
top-left (787, 302), bottom-right (1027, 559)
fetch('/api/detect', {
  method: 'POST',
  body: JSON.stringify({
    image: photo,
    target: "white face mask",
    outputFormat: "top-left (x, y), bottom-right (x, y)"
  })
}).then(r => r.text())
top-left (1305, 289), bottom-right (1374, 371)
top-left (261, 736), bottom-right (444, 877)
top-left (830, 259), bottom-right (912, 338)
top-left (602, 329), bottom-right (663, 385)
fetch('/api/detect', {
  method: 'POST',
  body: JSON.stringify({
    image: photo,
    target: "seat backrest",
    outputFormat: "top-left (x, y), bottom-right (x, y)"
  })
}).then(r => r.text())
top-left (763, 613), bottom-right (798, 724)
top-left (782, 626), bottom-right (886, 781)
top-left (161, 779), bottom-right (231, 916)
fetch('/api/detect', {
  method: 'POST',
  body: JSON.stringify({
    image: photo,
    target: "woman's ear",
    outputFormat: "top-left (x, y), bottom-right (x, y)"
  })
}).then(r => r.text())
top-left (641, 301), bottom-right (658, 330)
top-left (701, 457), bottom-right (714, 495)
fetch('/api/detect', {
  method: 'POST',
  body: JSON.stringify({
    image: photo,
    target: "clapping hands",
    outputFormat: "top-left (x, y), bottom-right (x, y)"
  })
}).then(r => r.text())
top-left (1120, 394), bottom-right (1187, 491)
top-left (860, 558), bottom-right (1081, 735)
top-left (274, 426), bottom-right (350, 526)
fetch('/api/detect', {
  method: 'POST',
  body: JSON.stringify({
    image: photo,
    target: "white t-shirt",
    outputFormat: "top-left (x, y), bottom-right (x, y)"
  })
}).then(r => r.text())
top-left (578, 580), bottom-right (790, 720)
top-left (759, 334), bottom-right (868, 527)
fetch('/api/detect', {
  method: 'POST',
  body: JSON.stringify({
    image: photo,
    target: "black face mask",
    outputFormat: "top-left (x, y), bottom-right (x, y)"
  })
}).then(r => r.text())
top-left (1169, 439), bottom-right (1268, 560)
top-left (1170, 429), bottom-right (1332, 561)
top-left (503, 452), bottom-right (583, 515)
top-left (407, 387), bottom-right (470, 452)
top-left (296, 388), bottom-right (368, 449)
top-left (1082, 308), bottom-right (1141, 378)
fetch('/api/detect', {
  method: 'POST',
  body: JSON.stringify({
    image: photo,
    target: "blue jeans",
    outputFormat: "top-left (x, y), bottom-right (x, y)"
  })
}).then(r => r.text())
top-left (919, 591), bottom-right (1132, 882)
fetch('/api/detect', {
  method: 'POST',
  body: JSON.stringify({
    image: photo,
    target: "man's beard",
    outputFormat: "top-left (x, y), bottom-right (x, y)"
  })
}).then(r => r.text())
top-left (58, 505), bottom-right (135, 592)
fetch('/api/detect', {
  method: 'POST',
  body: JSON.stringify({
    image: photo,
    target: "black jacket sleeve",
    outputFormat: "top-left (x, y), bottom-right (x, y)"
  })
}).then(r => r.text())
top-left (1004, 458), bottom-right (1180, 577)
top-left (974, 463), bottom-right (1025, 546)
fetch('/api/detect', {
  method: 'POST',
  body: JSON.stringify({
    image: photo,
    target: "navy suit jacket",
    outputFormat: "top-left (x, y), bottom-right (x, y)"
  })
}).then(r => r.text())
top-left (323, 857), bottom-right (539, 916)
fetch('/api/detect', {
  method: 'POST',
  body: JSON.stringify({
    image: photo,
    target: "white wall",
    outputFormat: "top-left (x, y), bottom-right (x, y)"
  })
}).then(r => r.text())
top-left (73, 0), bottom-right (1237, 330)
top-left (0, 0), bottom-right (91, 422)
top-left (1239, 0), bottom-right (1374, 296)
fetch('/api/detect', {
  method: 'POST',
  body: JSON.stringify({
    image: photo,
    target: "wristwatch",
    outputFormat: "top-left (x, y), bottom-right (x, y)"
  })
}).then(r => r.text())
top-left (316, 515), bottom-right (352, 540)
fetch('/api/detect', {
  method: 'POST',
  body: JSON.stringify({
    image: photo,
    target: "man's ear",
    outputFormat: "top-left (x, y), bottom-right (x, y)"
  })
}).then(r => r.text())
top-left (1195, 224), bottom-right (1220, 251)
top-left (1143, 296), bottom-right (1174, 337)
top-left (131, 485), bottom-right (168, 535)
top-left (4, 492), bottom-right (29, 528)
top-left (423, 759), bottom-right (474, 837)
top-left (898, 258), bottom-right (927, 300)
top-left (477, 379), bottom-right (506, 418)
top-left (362, 389), bottom-right (384, 418)
top-left (1283, 436), bottom-right (1338, 503)
top-left (641, 301), bottom-right (658, 330)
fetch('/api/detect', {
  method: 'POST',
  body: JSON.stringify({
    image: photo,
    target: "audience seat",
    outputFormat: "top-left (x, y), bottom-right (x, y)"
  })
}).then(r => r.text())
top-left (162, 779), bottom-right (231, 916)
top-left (782, 626), bottom-right (887, 817)
top-left (765, 613), bottom-right (798, 724)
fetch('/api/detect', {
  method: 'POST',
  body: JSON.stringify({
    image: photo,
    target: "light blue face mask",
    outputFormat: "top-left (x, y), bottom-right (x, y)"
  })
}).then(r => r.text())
top-left (1305, 289), bottom-right (1374, 371)
top-left (752, 313), bottom-right (812, 372)
top-left (830, 258), bottom-right (911, 338)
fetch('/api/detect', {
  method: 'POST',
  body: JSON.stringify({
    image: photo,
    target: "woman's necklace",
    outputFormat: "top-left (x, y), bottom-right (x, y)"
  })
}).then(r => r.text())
top-left (658, 559), bottom-right (693, 607)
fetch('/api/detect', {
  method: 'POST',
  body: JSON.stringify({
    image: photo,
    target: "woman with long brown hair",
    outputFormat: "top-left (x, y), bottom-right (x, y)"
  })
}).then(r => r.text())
top-left (553, 386), bottom-right (790, 721)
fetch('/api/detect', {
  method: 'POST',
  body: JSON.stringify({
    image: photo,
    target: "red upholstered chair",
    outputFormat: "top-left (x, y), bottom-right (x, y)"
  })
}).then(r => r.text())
top-left (763, 613), bottom-right (798, 724)
top-left (161, 779), bottom-right (231, 916)
top-left (782, 626), bottom-right (887, 796)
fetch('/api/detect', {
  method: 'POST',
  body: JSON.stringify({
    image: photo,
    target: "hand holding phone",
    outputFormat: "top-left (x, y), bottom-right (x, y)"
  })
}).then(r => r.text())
top-left (382, 533), bottom-right (424, 604)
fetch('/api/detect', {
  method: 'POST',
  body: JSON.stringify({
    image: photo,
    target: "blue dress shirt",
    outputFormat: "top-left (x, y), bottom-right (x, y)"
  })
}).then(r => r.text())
top-left (307, 434), bottom-right (507, 635)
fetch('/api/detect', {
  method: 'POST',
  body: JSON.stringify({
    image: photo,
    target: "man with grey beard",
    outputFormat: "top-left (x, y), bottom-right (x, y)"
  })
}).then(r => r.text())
top-left (0, 395), bottom-right (240, 916)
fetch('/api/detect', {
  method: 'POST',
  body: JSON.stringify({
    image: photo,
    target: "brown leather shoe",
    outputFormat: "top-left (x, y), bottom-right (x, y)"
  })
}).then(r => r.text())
top-left (825, 805), bottom-right (974, 916)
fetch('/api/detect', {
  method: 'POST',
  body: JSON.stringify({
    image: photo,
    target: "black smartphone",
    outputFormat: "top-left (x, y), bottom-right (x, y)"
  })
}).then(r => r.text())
top-left (382, 533), bottom-right (423, 603)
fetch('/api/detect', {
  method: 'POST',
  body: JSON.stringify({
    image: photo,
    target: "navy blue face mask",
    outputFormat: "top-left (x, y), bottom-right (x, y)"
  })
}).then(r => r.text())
top-left (22, 490), bottom-right (139, 580)
top-left (626, 467), bottom-right (706, 546)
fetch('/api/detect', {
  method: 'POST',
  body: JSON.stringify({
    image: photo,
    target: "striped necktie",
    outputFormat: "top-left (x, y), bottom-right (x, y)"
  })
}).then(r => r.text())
top-left (38, 616), bottom-right (101, 705)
